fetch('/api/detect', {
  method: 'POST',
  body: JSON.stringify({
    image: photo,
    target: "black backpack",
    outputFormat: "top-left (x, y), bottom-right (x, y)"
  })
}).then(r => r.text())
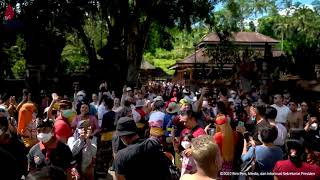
top-left (146, 138), bottom-right (181, 180)
top-left (163, 153), bottom-right (180, 180)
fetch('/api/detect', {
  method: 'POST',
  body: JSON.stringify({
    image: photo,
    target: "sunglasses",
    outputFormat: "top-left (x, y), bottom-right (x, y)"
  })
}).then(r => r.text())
top-left (0, 109), bottom-right (6, 113)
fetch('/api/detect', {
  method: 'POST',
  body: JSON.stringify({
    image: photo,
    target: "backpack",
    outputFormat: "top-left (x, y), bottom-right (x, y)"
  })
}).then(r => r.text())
top-left (240, 146), bottom-right (261, 180)
top-left (147, 138), bottom-right (181, 180)
top-left (160, 152), bottom-right (180, 180)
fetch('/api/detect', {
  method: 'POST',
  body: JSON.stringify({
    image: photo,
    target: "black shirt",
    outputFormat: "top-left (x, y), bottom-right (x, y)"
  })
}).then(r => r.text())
top-left (252, 119), bottom-right (270, 145)
top-left (0, 147), bottom-right (19, 180)
top-left (0, 137), bottom-right (28, 177)
top-left (114, 138), bottom-right (171, 180)
top-left (101, 111), bottom-right (116, 132)
top-left (28, 140), bottom-right (76, 172)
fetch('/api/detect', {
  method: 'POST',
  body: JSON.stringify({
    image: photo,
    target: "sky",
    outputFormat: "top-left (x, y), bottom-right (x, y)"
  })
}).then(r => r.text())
top-left (296, 0), bottom-right (314, 4)
top-left (215, 0), bottom-right (315, 11)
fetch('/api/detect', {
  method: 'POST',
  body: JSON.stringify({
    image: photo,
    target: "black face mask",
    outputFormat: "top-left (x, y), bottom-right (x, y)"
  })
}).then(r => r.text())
top-left (289, 154), bottom-right (302, 167)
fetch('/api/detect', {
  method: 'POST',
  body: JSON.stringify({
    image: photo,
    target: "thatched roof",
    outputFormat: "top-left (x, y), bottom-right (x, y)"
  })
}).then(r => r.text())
top-left (140, 60), bottom-right (155, 70)
top-left (174, 48), bottom-right (284, 65)
top-left (199, 32), bottom-right (280, 46)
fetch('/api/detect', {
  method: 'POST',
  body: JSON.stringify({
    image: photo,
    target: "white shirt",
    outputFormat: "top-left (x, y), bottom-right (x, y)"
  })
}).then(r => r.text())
top-left (148, 111), bottom-right (165, 128)
top-left (271, 104), bottom-right (290, 124)
top-left (132, 109), bottom-right (141, 123)
top-left (98, 104), bottom-right (107, 121)
top-left (67, 136), bottom-right (97, 172)
top-left (273, 123), bottom-right (287, 146)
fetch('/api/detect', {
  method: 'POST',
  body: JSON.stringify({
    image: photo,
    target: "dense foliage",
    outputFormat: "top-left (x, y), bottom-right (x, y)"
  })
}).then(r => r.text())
top-left (0, 0), bottom-right (320, 86)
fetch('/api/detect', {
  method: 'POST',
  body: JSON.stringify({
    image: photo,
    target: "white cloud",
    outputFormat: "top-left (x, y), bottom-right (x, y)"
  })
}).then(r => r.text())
top-left (278, 4), bottom-right (314, 16)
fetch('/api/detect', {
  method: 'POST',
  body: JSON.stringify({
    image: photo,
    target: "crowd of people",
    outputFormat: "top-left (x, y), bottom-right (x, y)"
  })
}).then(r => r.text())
top-left (0, 80), bottom-right (320, 180)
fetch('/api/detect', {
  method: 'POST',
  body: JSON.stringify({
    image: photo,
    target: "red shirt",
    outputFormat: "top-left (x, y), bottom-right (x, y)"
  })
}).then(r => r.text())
top-left (214, 131), bottom-right (238, 153)
top-left (54, 116), bottom-right (73, 143)
top-left (273, 160), bottom-right (320, 180)
top-left (180, 127), bottom-right (206, 141)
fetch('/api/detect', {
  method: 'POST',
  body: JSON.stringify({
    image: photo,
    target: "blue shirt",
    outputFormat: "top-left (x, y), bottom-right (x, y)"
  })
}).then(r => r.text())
top-left (163, 114), bottom-right (175, 137)
top-left (241, 145), bottom-right (283, 172)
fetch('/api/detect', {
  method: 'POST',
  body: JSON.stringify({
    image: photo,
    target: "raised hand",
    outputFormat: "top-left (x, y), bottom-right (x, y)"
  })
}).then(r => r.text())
top-left (79, 128), bottom-right (86, 141)
top-left (52, 93), bottom-right (59, 102)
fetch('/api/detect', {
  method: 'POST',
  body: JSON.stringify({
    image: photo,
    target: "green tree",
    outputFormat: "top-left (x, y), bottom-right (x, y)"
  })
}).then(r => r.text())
top-left (97, 0), bottom-right (220, 87)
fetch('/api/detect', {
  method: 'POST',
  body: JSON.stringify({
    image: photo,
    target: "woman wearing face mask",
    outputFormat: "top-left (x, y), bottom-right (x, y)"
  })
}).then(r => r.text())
top-left (242, 125), bottom-right (283, 177)
top-left (72, 103), bottom-right (100, 138)
top-left (303, 112), bottom-right (320, 164)
top-left (68, 120), bottom-right (97, 180)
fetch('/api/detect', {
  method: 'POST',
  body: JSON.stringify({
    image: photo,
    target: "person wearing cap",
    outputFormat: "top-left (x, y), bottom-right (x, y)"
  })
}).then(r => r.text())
top-left (28, 118), bottom-right (77, 179)
top-left (120, 86), bottom-right (135, 107)
top-left (273, 139), bottom-right (320, 180)
top-left (0, 116), bottom-right (28, 178)
top-left (113, 117), bottom-right (171, 180)
top-left (163, 102), bottom-right (180, 145)
top-left (54, 100), bottom-right (74, 143)
top-left (75, 91), bottom-right (98, 116)
top-left (68, 119), bottom-right (97, 179)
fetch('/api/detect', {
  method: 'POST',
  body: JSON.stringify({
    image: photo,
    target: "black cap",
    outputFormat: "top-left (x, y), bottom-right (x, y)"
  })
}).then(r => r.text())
top-left (116, 117), bottom-right (137, 137)
top-left (36, 118), bottom-right (54, 128)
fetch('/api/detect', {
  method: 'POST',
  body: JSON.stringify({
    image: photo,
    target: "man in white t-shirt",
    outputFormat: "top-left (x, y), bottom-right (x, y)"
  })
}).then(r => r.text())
top-left (271, 93), bottom-right (290, 125)
top-left (90, 93), bottom-right (99, 111)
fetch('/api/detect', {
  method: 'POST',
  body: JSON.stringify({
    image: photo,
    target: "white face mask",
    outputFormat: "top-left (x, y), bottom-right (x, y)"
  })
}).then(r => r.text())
top-left (202, 101), bottom-right (209, 109)
top-left (37, 132), bottom-right (53, 143)
top-left (310, 123), bottom-right (318, 131)
top-left (181, 141), bottom-right (191, 149)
